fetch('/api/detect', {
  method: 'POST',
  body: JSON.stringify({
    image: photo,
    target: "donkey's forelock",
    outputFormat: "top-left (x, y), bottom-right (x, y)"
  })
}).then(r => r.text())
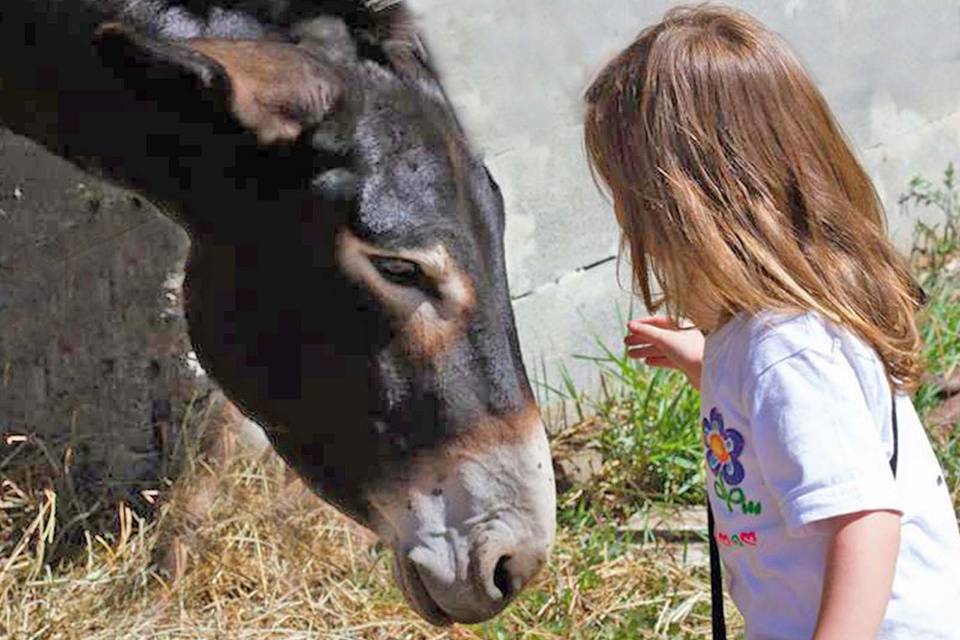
top-left (97, 0), bottom-right (421, 56)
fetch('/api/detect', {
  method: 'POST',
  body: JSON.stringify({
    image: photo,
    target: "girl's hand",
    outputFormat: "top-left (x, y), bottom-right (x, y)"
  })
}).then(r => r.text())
top-left (624, 316), bottom-right (705, 390)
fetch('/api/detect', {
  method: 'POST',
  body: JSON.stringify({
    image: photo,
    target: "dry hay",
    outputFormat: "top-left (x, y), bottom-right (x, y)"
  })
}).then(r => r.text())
top-left (0, 438), bottom-right (736, 639)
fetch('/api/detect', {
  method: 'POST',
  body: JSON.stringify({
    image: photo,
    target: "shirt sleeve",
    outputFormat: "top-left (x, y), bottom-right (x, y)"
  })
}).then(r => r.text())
top-left (747, 344), bottom-right (901, 535)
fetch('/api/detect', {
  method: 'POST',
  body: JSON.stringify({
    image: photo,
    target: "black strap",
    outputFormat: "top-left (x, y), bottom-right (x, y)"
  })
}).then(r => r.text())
top-left (889, 394), bottom-right (899, 477)
top-left (707, 502), bottom-right (727, 639)
top-left (706, 393), bottom-right (900, 639)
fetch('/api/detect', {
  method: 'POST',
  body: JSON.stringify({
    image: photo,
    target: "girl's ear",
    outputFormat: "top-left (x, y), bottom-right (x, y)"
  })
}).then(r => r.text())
top-left (93, 23), bottom-right (343, 144)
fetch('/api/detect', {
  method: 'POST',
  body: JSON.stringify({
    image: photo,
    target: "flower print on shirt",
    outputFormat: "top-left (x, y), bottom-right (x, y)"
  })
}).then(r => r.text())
top-left (704, 407), bottom-right (762, 515)
top-left (703, 407), bottom-right (745, 486)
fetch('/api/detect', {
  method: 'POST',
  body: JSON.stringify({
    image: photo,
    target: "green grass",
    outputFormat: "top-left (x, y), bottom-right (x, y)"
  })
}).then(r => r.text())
top-left (915, 285), bottom-right (960, 504)
top-left (555, 355), bottom-right (704, 526)
top-left (903, 164), bottom-right (960, 504)
top-left (902, 163), bottom-right (960, 283)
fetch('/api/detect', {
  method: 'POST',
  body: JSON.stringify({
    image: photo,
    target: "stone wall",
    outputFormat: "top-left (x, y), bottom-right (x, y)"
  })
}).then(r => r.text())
top-left (0, 132), bottom-right (216, 530)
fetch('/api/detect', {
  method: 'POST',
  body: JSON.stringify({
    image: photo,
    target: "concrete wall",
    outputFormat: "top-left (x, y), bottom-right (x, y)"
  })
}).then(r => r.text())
top-left (409, 0), bottom-right (960, 400)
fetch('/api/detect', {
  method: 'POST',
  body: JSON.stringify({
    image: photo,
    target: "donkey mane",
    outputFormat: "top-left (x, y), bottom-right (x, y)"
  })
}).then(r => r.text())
top-left (90, 0), bottom-right (424, 65)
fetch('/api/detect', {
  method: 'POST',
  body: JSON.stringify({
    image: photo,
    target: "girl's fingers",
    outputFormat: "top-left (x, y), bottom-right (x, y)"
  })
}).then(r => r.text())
top-left (627, 347), bottom-right (659, 359)
top-left (625, 318), bottom-right (683, 348)
top-left (644, 356), bottom-right (675, 368)
top-left (624, 333), bottom-right (655, 346)
top-left (626, 345), bottom-right (661, 359)
top-left (624, 324), bottom-right (667, 347)
top-left (627, 316), bottom-right (679, 333)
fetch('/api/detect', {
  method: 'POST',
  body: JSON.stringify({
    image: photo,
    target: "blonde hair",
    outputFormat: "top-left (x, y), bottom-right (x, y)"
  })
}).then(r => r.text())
top-left (584, 4), bottom-right (924, 390)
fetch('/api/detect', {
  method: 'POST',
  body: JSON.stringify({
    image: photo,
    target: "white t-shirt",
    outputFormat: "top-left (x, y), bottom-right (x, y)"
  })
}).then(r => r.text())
top-left (701, 311), bottom-right (960, 640)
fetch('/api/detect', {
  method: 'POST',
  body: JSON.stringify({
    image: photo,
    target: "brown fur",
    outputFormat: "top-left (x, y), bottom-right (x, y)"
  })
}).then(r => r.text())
top-left (453, 402), bottom-right (545, 451)
top-left (185, 39), bottom-right (343, 144)
top-left (336, 229), bottom-right (477, 361)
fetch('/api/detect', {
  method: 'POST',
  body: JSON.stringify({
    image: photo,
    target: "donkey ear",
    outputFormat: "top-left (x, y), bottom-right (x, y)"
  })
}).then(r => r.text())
top-left (94, 23), bottom-right (343, 144)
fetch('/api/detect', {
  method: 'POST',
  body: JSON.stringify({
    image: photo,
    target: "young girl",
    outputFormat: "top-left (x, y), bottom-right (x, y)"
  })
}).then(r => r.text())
top-left (584, 6), bottom-right (960, 639)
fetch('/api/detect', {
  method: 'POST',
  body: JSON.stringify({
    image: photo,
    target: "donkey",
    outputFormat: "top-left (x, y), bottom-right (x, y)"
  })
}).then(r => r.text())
top-left (0, 0), bottom-right (556, 625)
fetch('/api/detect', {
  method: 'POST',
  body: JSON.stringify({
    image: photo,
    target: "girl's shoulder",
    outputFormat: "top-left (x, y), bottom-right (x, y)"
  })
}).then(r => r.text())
top-left (708, 311), bottom-right (889, 416)
top-left (710, 310), bottom-right (865, 378)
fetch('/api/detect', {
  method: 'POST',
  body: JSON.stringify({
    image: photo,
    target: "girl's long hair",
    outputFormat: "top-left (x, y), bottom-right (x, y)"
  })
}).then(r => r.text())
top-left (584, 4), bottom-right (924, 389)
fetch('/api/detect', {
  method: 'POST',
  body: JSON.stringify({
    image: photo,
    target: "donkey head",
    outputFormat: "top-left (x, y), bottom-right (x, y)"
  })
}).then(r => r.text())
top-left (92, 7), bottom-right (555, 625)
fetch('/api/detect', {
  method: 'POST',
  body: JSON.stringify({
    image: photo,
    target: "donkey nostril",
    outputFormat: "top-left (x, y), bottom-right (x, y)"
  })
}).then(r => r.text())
top-left (493, 555), bottom-right (513, 600)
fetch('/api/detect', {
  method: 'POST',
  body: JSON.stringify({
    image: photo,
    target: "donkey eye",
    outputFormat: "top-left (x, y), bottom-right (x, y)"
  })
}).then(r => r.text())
top-left (371, 257), bottom-right (422, 286)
